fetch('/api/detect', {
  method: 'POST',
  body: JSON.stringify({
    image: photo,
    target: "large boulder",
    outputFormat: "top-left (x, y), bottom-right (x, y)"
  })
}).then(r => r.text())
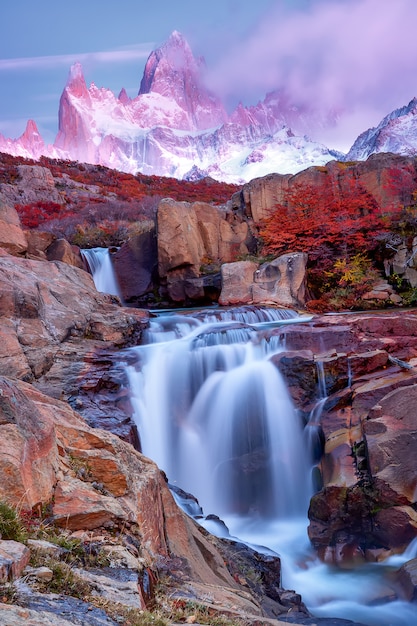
top-left (0, 164), bottom-right (65, 206)
top-left (46, 238), bottom-right (84, 269)
top-left (157, 198), bottom-right (249, 302)
top-left (113, 229), bottom-right (158, 303)
top-left (218, 260), bottom-right (258, 305)
top-left (219, 253), bottom-right (308, 308)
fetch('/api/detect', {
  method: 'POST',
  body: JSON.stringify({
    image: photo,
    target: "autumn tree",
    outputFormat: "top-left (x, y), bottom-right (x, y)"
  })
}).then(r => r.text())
top-left (259, 176), bottom-right (398, 309)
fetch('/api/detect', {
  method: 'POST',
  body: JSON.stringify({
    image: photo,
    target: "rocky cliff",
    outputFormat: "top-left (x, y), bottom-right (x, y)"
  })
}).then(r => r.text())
top-left (232, 152), bottom-right (417, 222)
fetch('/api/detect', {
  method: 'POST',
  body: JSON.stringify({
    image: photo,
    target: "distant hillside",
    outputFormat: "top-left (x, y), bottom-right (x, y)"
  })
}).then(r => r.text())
top-left (0, 152), bottom-right (238, 247)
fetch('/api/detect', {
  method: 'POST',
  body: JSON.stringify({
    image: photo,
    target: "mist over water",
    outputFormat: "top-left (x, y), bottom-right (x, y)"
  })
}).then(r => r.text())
top-left (124, 307), bottom-right (416, 626)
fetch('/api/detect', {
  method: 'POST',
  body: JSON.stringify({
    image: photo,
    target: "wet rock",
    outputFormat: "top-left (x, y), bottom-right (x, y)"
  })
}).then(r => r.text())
top-left (396, 557), bottom-right (417, 602)
top-left (364, 384), bottom-right (417, 503)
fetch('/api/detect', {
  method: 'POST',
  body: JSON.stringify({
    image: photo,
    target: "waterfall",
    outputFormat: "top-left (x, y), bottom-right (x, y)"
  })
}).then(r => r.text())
top-left (126, 306), bottom-right (310, 519)
top-left (81, 247), bottom-right (121, 298)
top-left (124, 306), bottom-right (416, 626)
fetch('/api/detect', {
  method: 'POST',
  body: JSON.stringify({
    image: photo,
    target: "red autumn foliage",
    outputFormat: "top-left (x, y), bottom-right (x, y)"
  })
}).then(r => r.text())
top-left (15, 201), bottom-right (74, 230)
top-left (260, 176), bottom-right (400, 262)
top-left (2, 151), bottom-right (239, 233)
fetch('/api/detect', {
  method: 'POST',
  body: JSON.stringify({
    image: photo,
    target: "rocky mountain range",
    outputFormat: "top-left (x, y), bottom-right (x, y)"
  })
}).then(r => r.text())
top-left (1, 31), bottom-right (417, 183)
top-left (0, 32), bottom-right (395, 183)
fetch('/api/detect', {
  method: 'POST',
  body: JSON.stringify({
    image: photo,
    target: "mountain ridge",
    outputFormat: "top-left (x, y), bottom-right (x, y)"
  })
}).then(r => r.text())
top-left (0, 31), bottom-right (416, 183)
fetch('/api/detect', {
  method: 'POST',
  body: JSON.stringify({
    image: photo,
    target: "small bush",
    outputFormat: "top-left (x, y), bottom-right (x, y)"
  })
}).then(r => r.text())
top-left (0, 501), bottom-right (27, 543)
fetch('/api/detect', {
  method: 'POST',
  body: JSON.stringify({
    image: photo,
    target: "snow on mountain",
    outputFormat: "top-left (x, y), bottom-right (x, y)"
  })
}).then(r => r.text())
top-left (1, 31), bottom-right (341, 183)
top-left (346, 98), bottom-right (417, 161)
top-left (0, 120), bottom-right (50, 161)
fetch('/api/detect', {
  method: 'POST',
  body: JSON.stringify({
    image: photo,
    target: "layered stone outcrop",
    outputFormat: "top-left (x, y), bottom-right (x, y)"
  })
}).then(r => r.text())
top-left (0, 375), bottom-right (272, 608)
top-left (0, 247), bottom-right (148, 443)
top-left (0, 248), bottom-right (146, 381)
top-left (271, 311), bottom-right (417, 565)
top-left (0, 375), bottom-right (310, 623)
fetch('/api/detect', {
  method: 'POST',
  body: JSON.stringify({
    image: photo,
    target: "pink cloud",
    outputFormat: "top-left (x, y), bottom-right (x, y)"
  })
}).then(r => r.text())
top-left (204, 0), bottom-right (417, 148)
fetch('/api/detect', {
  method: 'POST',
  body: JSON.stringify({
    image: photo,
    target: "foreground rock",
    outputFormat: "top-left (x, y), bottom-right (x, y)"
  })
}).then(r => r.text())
top-left (0, 247), bottom-right (148, 442)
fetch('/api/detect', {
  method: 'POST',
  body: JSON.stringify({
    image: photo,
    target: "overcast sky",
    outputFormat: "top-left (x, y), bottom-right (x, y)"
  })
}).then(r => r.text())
top-left (1, 0), bottom-right (416, 151)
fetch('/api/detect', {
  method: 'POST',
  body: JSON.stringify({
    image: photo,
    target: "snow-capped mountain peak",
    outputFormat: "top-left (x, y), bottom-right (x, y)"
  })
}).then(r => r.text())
top-left (138, 30), bottom-right (227, 131)
top-left (346, 97), bottom-right (417, 161)
top-left (4, 30), bottom-right (414, 183)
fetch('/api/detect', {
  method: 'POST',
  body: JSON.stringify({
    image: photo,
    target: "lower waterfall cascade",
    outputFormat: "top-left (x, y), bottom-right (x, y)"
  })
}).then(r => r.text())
top-left (124, 306), bottom-right (417, 626)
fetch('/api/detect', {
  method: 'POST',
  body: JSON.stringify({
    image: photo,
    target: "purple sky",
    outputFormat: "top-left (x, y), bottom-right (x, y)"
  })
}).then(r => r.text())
top-left (1, 0), bottom-right (416, 152)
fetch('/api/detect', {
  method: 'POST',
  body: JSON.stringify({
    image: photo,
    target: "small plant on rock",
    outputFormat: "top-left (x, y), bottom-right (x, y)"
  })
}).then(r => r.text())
top-left (0, 501), bottom-right (28, 543)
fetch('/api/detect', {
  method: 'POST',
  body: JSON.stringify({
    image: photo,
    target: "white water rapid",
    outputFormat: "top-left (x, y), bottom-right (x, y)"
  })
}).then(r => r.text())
top-left (124, 306), bottom-right (417, 626)
top-left (81, 247), bottom-right (121, 297)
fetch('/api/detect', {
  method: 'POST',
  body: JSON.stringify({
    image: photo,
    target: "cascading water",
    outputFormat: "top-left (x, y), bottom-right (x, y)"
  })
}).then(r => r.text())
top-left (81, 247), bottom-right (121, 297)
top-left (124, 306), bottom-right (417, 626)
top-left (126, 306), bottom-right (310, 519)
